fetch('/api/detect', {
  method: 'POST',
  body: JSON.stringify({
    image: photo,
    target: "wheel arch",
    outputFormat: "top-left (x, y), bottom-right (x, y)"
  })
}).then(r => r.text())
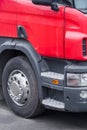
top-left (0, 38), bottom-right (48, 100)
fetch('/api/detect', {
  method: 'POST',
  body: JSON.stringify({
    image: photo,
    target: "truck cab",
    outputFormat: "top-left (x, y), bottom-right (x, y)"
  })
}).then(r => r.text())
top-left (0, 0), bottom-right (87, 118)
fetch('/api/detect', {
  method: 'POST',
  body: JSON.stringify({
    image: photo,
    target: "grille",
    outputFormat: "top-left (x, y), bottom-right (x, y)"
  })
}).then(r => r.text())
top-left (82, 39), bottom-right (87, 56)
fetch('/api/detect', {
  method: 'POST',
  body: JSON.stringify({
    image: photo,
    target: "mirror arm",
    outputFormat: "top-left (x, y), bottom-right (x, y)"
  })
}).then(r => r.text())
top-left (51, 3), bottom-right (59, 11)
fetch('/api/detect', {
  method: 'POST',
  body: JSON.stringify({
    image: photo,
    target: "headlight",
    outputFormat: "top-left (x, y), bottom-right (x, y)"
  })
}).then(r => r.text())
top-left (67, 73), bottom-right (87, 87)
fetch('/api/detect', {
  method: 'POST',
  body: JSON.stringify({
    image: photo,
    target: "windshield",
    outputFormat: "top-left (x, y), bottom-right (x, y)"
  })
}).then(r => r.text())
top-left (74, 0), bottom-right (87, 13)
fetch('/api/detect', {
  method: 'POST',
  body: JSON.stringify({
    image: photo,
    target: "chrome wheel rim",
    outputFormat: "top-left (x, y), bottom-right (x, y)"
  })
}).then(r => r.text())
top-left (7, 70), bottom-right (30, 106)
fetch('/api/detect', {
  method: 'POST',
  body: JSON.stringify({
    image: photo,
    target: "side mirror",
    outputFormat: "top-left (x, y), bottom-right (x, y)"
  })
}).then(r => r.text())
top-left (32, 0), bottom-right (52, 6)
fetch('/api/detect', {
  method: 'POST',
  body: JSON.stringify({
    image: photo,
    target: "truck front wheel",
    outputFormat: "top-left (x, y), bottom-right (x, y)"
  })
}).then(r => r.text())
top-left (2, 56), bottom-right (44, 118)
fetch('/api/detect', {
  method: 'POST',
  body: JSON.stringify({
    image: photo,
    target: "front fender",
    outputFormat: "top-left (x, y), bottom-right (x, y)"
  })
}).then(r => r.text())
top-left (0, 38), bottom-right (45, 100)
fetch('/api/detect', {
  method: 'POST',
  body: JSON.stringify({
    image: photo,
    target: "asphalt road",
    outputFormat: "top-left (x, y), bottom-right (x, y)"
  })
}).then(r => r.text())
top-left (0, 101), bottom-right (87, 130)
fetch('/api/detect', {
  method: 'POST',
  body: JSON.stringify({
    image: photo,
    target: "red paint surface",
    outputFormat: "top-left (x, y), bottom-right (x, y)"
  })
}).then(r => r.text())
top-left (0, 0), bottom-right (17, 37)
top-left (0, 0), bottom-right (87, 60)
top-left (16, 0), bottom-right (65, 58)
top-left (65, 7), bottom-right (87, 61)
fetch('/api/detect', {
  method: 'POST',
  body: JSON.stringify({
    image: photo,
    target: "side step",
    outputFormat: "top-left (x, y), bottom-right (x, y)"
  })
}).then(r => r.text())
top-left (41, 71), bottom-right (64, 80)
top-left (42, 98), bottom-right (65, 109)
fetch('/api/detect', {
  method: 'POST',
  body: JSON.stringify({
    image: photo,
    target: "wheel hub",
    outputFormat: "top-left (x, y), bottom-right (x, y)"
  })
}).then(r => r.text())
top-left (7, 70), bottom-right (30, 106)
top-left (9, 81), bottom-right (23, 100)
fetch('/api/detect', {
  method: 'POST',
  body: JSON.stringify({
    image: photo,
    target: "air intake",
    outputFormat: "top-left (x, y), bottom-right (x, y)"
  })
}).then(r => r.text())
top-left (82, 39), bottom-right (86, 56)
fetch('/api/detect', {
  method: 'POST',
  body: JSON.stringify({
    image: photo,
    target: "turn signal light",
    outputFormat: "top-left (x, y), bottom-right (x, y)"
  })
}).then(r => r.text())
top-left (52, 79), bottom-right (59, 85)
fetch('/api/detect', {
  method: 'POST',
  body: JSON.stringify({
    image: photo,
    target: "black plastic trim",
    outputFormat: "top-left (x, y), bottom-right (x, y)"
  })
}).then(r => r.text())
top-left (42, 82), bottom-right (64, 91)
top-left (17, 25), bottom-right (28, 39)
top-left (82, 39), bottom-right (86, 56)
top-left (0, 38), bottom-right (46, 100)
top-left (64, 87), bottom-right (87, 112)
top-left (32, 0), bottom-right (52, 6)
top-left (65, 63), bottom-right (87, 73)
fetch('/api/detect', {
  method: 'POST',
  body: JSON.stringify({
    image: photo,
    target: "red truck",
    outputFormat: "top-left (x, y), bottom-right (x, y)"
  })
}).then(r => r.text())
top-left (0, 0), bottom-right (87, 118)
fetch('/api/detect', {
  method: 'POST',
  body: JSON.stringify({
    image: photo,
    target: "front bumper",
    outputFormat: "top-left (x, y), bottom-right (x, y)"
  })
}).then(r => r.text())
top-left (64, 87), bottom-right (87, 112)
top-left (42, 62), bottom-right (87, 112)
top-left (64, 63), bottom-right (87, 112)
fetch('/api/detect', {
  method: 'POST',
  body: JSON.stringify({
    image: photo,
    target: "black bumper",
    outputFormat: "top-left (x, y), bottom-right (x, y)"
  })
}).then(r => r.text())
top-left (64, 63), bottom-right (87, 112)
top-left (64, 87), bottom-right (87, 112)
top-left (42, 62), bottom-right (87, 112)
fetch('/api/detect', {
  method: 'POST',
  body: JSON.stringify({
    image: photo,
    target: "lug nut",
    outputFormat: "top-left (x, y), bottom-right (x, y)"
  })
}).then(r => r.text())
top-left (14, 77), bottom-right (17, 80)
top-left (18, 80), bottom-right (20, 84)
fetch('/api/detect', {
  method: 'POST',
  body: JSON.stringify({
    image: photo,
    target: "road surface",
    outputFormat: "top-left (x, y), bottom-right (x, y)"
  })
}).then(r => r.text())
top-left (0, 101), bottom-right (87, 130)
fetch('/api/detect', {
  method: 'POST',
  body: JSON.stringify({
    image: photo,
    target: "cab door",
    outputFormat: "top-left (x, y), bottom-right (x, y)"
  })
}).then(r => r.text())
top-left (17, 0), bottom-right (65, 58)
top-left (0, 0), bottom-right (17, 37)
top-left (37, 4), bottom-right (65, 58)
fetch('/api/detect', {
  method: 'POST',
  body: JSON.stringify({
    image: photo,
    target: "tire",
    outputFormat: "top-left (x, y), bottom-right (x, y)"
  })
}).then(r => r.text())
top-left (2, 56), bottom-right (44, 118)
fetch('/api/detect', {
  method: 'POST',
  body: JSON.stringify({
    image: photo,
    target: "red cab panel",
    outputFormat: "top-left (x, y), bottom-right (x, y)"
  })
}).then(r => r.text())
top-left (65, 7), bottom-right (87, 61)
top-left (17, 0), bottom-right (65, 58)
top-left (0, 0), bottom-right (17, 37)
